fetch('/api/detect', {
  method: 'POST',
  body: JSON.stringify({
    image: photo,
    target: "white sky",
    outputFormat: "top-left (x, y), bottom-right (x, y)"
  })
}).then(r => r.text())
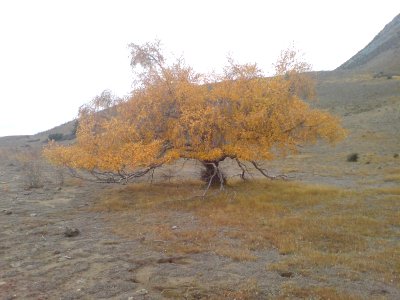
top-left (0, 0), bottom-right (399, 137)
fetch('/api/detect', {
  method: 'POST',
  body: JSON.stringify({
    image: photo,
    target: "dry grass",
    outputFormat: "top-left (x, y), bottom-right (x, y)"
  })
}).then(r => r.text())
top-left (219, 279), bottom-right (260, 299)
top-left (278, 282), bottom-right (361, 300)
top-left (153, 278), bottom-right (260, 299)
top-left (384, 168), bottom-right (400, 183)
top-left (63, 177), bottom-right (85, 187)
top-left (95, 179), bottom-right (400, 289)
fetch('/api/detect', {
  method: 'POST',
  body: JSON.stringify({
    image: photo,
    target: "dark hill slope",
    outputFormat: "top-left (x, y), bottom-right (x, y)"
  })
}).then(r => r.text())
top-left (337, 13), bottom-right (400, 74)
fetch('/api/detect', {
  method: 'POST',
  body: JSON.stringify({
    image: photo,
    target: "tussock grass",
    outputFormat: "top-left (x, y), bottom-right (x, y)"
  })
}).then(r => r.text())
top-left (96, 179), bottom-right (400, 287)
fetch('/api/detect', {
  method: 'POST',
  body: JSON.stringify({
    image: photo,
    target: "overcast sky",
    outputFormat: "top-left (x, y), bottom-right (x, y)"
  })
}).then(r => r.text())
top-left (0, 1), bottom-right (399, 137)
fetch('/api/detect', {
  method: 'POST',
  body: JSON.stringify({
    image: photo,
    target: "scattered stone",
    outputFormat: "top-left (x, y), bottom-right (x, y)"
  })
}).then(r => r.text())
top-left (134, 289), bottom-right (148, 296)
top-left (279, 271), bottom-right (294, 278)
top-left (30, 213), bottom-right (37, 217)
top-left (53, 250), bottom-right (61, 255)
top-left (10, 262), bottom-right (21, 268)
top-left (4, 210), bottom-right (12, 215)
top-left (57, 187), bottom-right (62, 191)
top-left (394, 153), bottom-right (399, 158)
top-left (64, 227), bottom-right (80, 237)
top-left (23, 191), bottom-right (31, 195)
top-left (171, 225), bottom-right (178, 230)
top-left (0, 281), bottom-right (6, 286)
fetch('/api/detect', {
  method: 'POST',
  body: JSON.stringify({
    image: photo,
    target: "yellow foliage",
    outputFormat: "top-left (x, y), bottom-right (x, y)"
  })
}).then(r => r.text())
top-left (44, 41), bottom-right (346, 180)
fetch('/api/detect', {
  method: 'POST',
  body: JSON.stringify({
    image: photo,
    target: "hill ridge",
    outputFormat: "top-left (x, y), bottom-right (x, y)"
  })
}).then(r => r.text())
top-left (337, 13), bottom-right (400, 73)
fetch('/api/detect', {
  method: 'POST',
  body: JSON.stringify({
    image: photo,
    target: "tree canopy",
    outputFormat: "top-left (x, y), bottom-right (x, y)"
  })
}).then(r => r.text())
top-left (44, 41), bottom-right (346, 187)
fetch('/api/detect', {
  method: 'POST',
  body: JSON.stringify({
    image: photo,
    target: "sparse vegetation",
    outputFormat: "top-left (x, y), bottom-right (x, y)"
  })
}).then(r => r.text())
top-left (93, 179), bottom-right (400, 290)
top-left (48, 133), bottom-right (64, 141)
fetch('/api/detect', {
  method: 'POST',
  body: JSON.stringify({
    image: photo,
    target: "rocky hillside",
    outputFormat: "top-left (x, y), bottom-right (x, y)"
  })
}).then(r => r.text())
top-left (337, 13), bottom-right (400, 74)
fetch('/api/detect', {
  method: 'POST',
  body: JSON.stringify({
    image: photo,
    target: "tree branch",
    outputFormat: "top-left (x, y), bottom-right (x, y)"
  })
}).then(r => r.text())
top-left (251, 161), bottom-right (287, 180)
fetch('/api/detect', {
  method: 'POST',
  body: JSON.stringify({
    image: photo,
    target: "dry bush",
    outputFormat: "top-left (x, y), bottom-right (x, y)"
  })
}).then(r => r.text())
top-left (15, 150), bottom-right (45, 189)
top-left (347, 153), bottom-right (359, 162)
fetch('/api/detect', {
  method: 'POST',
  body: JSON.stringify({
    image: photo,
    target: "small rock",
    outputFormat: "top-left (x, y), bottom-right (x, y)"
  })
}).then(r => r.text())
top-left (0, 281), bottom-right (6, 286)
top-left (4, 210), bottom-right (12, 215)
top-left (134, 289), bottom-right (148, 295)
top-left (171, 225), bottom-right (178, 230)
top-left (279, 271), bottom-right (294, 278)
top-left (56, 187), bottom-right (62, 191)
top-left (23, 191), bottom-right (31, 195)
top-left (53, 250), bottom-right (61, 255)
top-left (64, 227), bottom-right (80, 237)
top-left (10, 262), bottom-right (21, 268)
top-left (30, 213), bottom-right (37, 217)
top-left (371, 288), bottom-right (389, 295)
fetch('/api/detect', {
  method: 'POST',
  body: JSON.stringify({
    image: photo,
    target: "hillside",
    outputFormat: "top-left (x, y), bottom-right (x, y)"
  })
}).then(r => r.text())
top-left (337, 13), bottom-right (400, 74)
top-left (1, 16), bottom-right (400, 299)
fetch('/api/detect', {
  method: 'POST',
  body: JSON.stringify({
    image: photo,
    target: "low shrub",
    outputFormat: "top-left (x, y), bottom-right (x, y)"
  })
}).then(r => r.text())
top-left (347, 153), bottom-right (358, 162)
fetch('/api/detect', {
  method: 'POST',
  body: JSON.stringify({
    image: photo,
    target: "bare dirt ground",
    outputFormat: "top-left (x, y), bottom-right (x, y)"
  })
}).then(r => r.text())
top-left (0, 73), bottom-right (399, 299)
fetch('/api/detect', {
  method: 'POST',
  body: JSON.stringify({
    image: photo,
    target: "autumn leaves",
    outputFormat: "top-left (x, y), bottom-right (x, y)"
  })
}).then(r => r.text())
top-left (44, 41), bottom-right (346, 186)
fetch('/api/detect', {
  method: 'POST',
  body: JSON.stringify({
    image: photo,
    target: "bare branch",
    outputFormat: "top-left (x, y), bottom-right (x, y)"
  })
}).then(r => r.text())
top-left (235, 158), bottom-right (248, 180)
top-left (251, 161), bottom-right (287, 180)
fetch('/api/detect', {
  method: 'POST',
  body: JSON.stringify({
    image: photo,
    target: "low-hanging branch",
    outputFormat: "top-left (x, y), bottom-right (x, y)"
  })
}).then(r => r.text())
top-left (66, 164), bottom-right (161, 184)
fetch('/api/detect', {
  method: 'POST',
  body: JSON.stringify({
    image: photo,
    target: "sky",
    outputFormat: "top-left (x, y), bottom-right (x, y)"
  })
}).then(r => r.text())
top-left (0, 0), bottom-right (399, 137)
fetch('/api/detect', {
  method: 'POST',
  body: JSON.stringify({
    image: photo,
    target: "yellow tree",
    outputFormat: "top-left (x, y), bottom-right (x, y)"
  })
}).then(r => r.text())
top-left (44, 41), bottom-right (346, 187)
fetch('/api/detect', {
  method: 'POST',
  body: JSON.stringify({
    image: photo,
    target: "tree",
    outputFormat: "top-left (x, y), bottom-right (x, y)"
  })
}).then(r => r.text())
top-left (44, 41), bottom-right (346, 189)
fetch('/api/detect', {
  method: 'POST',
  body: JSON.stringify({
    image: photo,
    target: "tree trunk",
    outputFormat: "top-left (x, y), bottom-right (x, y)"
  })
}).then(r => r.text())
top-left (201, 161), bottom-right (226, 187)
